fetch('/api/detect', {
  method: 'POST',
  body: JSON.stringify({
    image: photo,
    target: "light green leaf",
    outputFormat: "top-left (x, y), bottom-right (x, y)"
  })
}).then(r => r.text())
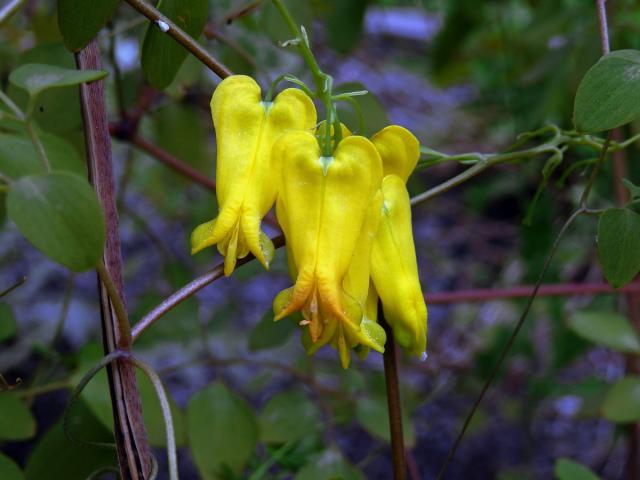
top-left (294, 448), bottom-right (364, 480)
top-left (141, 0), bottom-right (209, 90)
top-left (0, 452), bottom-right (24, 480)
top-left (259, 391), bottom-right (321, 444)
top-left (9, 64), bottom-right (107, 100)
top-left (602, 376), bottom-right (640, 423)
top-left (248, 310), bottom-right (296, 352)
top-left (0, 132), bottom-right (84, 180)
top-left (355, 394), bottom-right (415, 447)
top-left (568, 311), bottom-right (640, 353)
top-left (574, 50), bottom-right (640, 132)
top-left (0, 395), bottom-right (36, 441)
top-left (57, 0), bottom-right (120, 52)
top-left (7, 172), bottom-right (105, 272)
top-left (72, 343), bottom-right (187, 447)
top-left (324, 0), bottom-right (370, 53)
top-left (24, 400), bottom-right (116, 479)
top-left (597, 208), bottom-right (640, 288)
top-left (187, 383), bottom-right (258, 478)
top-left (554, 458), bottom-right (600, 480)
top-left (0, 302), bottom-right (17, 341)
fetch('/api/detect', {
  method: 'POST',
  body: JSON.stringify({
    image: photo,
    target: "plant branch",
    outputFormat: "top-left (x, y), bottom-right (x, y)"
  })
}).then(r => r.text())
top-left (0, 276), bottom-right (26, 298)
top-left (131, 234), bottom-right (285, 342)
top-left (381, 306), bottom-right (407, 480)
top-left (0, 0), bottom-right (26, 25)
top-left (123, 0), bottom-right (232, 79)
top-left (76, 40), bottom-right (152, 479)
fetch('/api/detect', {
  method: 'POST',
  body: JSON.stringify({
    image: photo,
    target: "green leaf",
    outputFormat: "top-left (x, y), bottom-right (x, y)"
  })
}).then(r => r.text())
top-left (597, 208), bottom-right (640, 288)
top-left (355, 394), bottom-right (415, 447)
top-left (622, 178), bottom-right (640, 200)
top-left (0, 132), bottom-right (85, 180)
top-left (260, 0), bottom-right (313, 45)
top-left (568, 311), bottom-right (640, 353)
top-left (7, 172), bottom-right (105, 271)
top-left (324, 0), bottom-right (370, 53)
top-left (72, 343), bottom-right (187, 447)
top-left (259, 391), bottom-right (321, 444)
top-left (574, 50), bottom-right (640, 132)
top-left (248, 310), bottom-right (296, 352)
top-left (187, 382), bottom-right (258, 479)
top-left (0, 302), bottom-right (17, 341)
top-left (0, 452), bottom-right (24, 480)
top-left (0, 394), bottom-right (36, 441)
top-left (554, 458), bottom-right (600, 480)
top-left (57, 0), bottom-right (119, 52)
top-left (294, 448), bottom-right (364, 480)
top-left (25, 400), bottom-right (116, 480)
top-left (141, 0), bottom-right (209, 90)
top-left (335, 82), bottom-right (389, 137)
top-left (9, 63), bottom-right (107, 101)
top-left (601, 376), bottom-right (640, 423)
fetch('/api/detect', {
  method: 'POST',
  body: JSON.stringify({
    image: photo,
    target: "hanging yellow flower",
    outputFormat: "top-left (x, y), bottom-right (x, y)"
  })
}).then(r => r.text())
top-left (369, 126), bottom-right (427, 357)
top-left (272, 130), bottom-right (384, 368)
top-left (191, 75), bottom-right (317, 276)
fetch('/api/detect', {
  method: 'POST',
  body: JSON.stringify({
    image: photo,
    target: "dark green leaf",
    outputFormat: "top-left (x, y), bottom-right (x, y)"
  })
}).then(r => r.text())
top-left (141, 0), bottom-right (209, 90)
top-left (7, 172), bottom-right (105, 272)
top-left (57, 0), bottom-right (119, 52)
top-left (554, 458), bottom-right (600, 480)
top-left (574, 50), bottom-right (640, 132)
top-left (568, 311), bottom-right (640, 353)
top-left (597, 208), bottom-right (640, 288)
top-left (260, 0), bottom-right (313, 45)
top-left (324, 0), bottom-right (369, 53)
top-left (0, 452), bottom-right (24, 480)
top-left (0, 132), bottom-right (85, 180)
top-left (335, 82), bottom-right (389, 137)
top-left (0, 302), bottom-right (17, 341)
top-left (601, 376), bottom-right (640, 423)
top-left (72, 343), bottom-right (187, 447)
top-left (187, 382), bottom-right (258, 478)
top-left (259, 391), bottom-right (321, 444)
top-left (248, 310), bottom-right (296, 352)
top-left (9, 64), bottom-right (107, 100)
top-left (622, 178), bottom-right (640, 200)
top-left (294, 448), bottom-right (364, 480)
top-left (0, 394), bottom-right (36, 441)
top-left (355, 394), bottom-right (415, 447)
top-left (25, 400), bottom-right (116, 480)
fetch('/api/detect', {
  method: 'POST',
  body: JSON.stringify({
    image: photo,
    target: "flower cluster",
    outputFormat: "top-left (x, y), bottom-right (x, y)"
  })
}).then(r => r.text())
top-left (192, 75), bottom-right (427, 367)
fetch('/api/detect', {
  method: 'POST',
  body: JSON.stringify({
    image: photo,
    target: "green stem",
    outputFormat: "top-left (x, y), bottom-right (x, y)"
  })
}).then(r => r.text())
top-left (26, 120), bottom-right (51, 171)
top-left (271, 0), bottom-right (341, 156)
top-left (96, 262), bottom-right (133, 348)
top-left (15, 379), bottom-right (71, 398)
top-left (130, 357), bottom-right (179, 480)
top-left (0, 90), bottom-right (24, 119)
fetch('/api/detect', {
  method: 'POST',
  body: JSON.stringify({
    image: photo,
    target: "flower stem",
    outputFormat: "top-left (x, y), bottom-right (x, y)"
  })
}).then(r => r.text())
top-left (271, 0), bottom-right (341, 156)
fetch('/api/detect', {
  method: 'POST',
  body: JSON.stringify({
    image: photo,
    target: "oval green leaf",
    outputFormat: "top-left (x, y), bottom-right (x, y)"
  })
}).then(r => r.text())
top-left (140, 0), bottom-right (209, 90)
top-left (554, 458), bottom-right (600, 480)
top-left (597, 208), bottom-right (640, 288)
top-left (601, 376), bottom-right (640, 423)
top-left (57, 0), bottom-right (119, 52)
top-left (0, 395), bottom-right (36, 441)
top-left (568, 311), bottom-right (640, 354)
top-left (187, 382), bottom-right (258, 479)
top-left (294, 449), bottom-right (364, 480)
top-left (249, 310), bottom-right (296, 352)
top-left (9, 64), bottom-right (107, 100)
top-left (0, 452), bottom-right (24, 480)
top-left (259, 391), bottom-right (321, 444)
top-left (7, 172), bottom-right (105, 272)
top-left (0, 302), bottom-right (17, 341)
top-left (355, 394), bottom-right (415, 447)
top-left (0, 132), bottom-right (85, 180)
top-left (574, 50), bottom-right (640, 132)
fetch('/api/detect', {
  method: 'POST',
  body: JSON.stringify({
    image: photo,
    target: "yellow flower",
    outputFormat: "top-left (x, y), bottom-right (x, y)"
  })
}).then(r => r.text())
top-left (272, 131), bottom-right (383, 368)
top-left (191, 75), bottom-right (316, 276)
top-left (369, 125), bottom-right (427, 357)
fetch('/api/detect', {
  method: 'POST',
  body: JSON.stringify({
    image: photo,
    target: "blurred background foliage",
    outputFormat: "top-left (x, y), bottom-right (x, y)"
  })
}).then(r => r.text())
top-left (1, 0), bottom-right (640, 479)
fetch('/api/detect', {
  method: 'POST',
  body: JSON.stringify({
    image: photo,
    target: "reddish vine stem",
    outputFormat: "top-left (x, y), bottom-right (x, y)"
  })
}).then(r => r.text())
top-left (76, 40), bottom-right (152, 480)
top-left (380, 305), bottom-right (407, 480)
